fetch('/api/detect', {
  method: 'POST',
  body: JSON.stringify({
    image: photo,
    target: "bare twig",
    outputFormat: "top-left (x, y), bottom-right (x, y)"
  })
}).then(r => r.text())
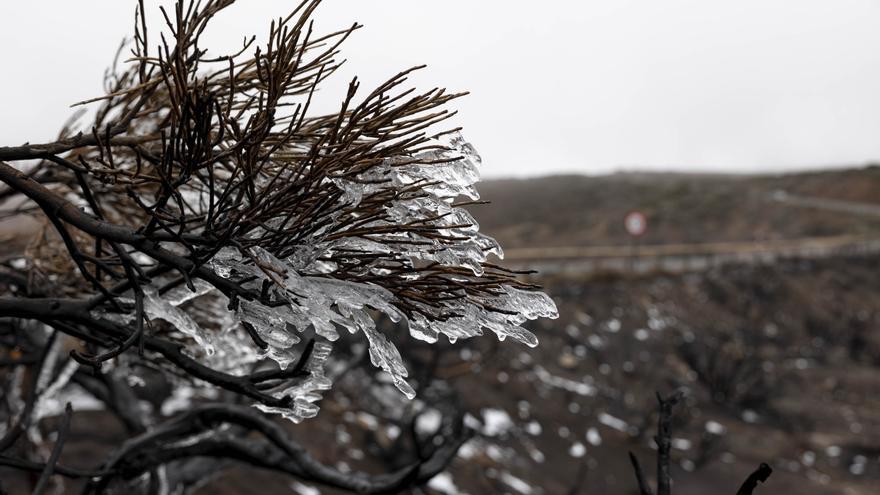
top-left (32, 402), bottom-right (73, 495)
top-left (628, 392), bottom-right (776, 495)
top-left (655, 389), bottom-right (685, 495)
top-left (736, 463), bottom-right (773, 495)
top-left (629, 451), bottom-right (655, 495)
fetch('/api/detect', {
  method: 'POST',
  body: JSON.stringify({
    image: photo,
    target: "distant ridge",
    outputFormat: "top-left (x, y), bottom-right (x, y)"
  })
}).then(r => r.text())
top-left (471, 166), bottom-right (880, 250)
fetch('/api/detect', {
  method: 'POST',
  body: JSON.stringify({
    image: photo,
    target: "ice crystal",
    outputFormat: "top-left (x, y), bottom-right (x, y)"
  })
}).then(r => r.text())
top-left (254, 341), bottom-right (334, 422)
top-left (136, 134), bottom-right (556, 421)
top-left (143, 287), bottom-right (216, 355)
top-left (203, 134), bottom-right (556, 407)
top-left (91, 282), bottom-right (216, 356)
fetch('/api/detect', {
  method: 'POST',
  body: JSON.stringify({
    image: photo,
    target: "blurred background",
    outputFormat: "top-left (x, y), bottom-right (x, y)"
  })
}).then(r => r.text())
top-left (3, 1), bottom-right (880, 494)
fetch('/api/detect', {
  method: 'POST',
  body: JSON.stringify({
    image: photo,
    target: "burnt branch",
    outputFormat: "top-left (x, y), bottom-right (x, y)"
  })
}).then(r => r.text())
top-left (736, 463), bottom-right (773, 495)
top-left (628, 392), bottom-right (776, 495)
top-left (656, 390), bottom-right (685, 495)
top-left (0, 0), bottom-right (553, 492)
top-left (629, 451), bottom-right (655, 495)
top-left (31, 402), bottom-right (73, 495)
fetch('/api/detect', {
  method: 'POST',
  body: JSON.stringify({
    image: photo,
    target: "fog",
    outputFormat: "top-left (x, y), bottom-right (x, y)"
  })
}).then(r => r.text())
top-left (2, 0), bottom-right (880, 177)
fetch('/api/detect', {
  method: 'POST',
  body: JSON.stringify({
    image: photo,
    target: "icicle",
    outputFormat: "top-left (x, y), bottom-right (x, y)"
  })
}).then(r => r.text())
top-left (255, 342), bottom-right (334, 423)
top-left (164, 279), bottom-right (214, 306)
top-left (237, 299), bottom-right (302, 369)
top-left (164, 134), bottom-right (556, 420)
top-left (363, 326), bottom-right (415, 399)
top-left (143, 287), bottom-right (216, 355)
top-left (208, 247), bottom-right (241, 278)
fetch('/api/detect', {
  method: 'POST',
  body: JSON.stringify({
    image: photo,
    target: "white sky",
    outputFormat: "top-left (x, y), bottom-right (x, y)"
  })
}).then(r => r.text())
top-left (2, 1), bottom-right (880, 178)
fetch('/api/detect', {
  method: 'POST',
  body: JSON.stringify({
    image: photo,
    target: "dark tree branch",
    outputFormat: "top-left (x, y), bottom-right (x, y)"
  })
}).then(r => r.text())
top-left (0, 132), bottom-right (154, 163)
top-left (0, 330), bottom-right (58, 452)
top-left (628, 392), bottom-right (776, 495)
top-left (655, 390), bottom-right (685, 495)
top-left (81, 404), bottom-right (470, 495)
top-left (31, 402), bottom-right (73, 495)
top-left (0, 299), bottom-right (297, 408)
top-left (629, 451), bottom-right (655, 495)
top-left (736, 463), bottom-right (773, 495)
top-left (0, 456), bottom-right (109, 479)
top-left (0, 1), bottom-right (529, 493)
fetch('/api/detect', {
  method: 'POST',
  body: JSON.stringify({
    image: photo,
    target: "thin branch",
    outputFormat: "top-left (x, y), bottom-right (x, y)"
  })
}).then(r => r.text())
top-left (655, 390), bottom-right (685, 495)
top-left (736, 463), bottom-right (773, 495)
top-left (629, 451), bottom-right (655, 495)
top-left (0, 330), bottom-right (58, 452)
top-left (32, 402), bottom-right (74, 495)
top-left (83, 404), bottom-right (471, 495)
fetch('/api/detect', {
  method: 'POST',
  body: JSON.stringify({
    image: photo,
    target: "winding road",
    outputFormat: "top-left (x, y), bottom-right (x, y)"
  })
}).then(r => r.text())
top-left (504, 193), bottom-right (880, 276)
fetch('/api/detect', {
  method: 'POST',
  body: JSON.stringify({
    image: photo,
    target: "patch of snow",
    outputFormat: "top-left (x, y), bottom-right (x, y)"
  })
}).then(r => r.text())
top-left (705, 420), bottom-right (726, 435)
top-left (481, 408), bottom-right (514, 437)
top-left (499, 472), bottom-right (534, 495)
top-left (416, 408), bottom-right (443, 435)
top-left (290, 481), bottom-right (320, 495)
top-left (586, 427), bottom-right (602, 446)
top-left (598, 412), bottom-right (631, 433)
top-left (533, 366), bottom-right (596, 396)
top-left (569, 442), bottom-right (586, 458)
top-left (428, 472), bottom-right (468, 495)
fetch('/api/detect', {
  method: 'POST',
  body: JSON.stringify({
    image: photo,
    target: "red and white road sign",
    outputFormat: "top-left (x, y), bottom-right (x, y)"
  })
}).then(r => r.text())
top-left (624, 211), bottom-right (647, 237)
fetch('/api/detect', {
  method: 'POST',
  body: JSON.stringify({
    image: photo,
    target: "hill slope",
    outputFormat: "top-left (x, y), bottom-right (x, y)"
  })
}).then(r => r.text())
top-left (471, 166), bottom-right (880, 249)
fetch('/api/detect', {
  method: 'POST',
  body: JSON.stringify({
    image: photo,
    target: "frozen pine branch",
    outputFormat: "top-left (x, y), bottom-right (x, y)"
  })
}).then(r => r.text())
top-left (0, 0), bottom-right (557, 492)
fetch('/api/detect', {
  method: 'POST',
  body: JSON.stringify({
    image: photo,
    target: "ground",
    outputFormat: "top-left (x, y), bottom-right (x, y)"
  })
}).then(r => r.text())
top-left (3, 167), bottom-right (880, 493)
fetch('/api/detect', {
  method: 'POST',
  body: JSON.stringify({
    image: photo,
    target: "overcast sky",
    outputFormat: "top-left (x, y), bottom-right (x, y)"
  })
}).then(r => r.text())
top-left (2, 1), bottom-right (880, 177)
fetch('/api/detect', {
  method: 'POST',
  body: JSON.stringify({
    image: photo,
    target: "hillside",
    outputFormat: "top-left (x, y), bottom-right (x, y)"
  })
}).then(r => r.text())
top-left (471, 166), bottom-right (880, 249)
top-left (3, 166), bottom-right (880, 494)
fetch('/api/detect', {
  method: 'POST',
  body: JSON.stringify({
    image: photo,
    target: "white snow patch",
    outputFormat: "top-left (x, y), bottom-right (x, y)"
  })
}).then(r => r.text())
top-left (586, 427), bottom-right (602, 446)
top-left (598, 412), bottom-right (631, 433)
top-left (705, 420), bottom-right (726, 435)
top-left (481, 408), bottom-right (514, 436)
top-left (500, 472), bottom-right (534, 494)
top-left (428, 472), bottom-right (468, 495)
top-left (534, 366), bottom-right (596, 396)
top-left (416, 408), bottom-right (443, 435)
top-left (290, 481), bottom-right (320, 495)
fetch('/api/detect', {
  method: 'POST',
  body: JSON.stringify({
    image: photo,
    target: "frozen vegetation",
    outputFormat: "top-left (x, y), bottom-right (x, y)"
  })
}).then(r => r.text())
top-left (76, 134), bottom-right (557, 423)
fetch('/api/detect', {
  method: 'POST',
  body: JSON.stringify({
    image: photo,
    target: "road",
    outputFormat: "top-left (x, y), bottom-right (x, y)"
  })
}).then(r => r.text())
top-left (503, 193), bottom-right (880, 276)
top-left (503, 235), bottom-right (880, 275)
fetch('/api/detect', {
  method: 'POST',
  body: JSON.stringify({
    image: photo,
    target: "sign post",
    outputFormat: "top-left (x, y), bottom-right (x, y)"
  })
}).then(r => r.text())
top-left (624, 210), bottom-right (647, 271)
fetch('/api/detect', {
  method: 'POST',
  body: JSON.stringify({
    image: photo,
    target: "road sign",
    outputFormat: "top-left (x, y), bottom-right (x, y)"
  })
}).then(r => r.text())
top-left (624, 211), bottom-right (647, 237)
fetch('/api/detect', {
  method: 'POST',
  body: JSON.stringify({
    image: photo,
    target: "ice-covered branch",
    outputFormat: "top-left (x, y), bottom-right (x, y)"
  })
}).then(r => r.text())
top-left (0, 0), bottom-right (556, 491)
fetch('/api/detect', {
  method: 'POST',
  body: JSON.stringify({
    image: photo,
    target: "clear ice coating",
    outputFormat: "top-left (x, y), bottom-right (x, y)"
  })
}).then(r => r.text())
top-left (90, 283), bottom-right (217, 356)
top-left (143, 286), bottom-right (216, 355)
top-left (254, 341), bottom-right (334, 423)
top-left (144, 134), bottom-right (557, 421)
top-left (210, 134), bottom-right (555, 404)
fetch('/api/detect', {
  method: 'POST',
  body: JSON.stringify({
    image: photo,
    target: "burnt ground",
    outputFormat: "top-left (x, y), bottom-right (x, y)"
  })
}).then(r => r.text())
top-left (4, 168), bottom-right (880, 493)
top-left (428, 254), bottom-right (880, 494)
top-left (189, 254), bottom-right (880, 494)
top-left (12, 254), bottom-right (879, 494)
